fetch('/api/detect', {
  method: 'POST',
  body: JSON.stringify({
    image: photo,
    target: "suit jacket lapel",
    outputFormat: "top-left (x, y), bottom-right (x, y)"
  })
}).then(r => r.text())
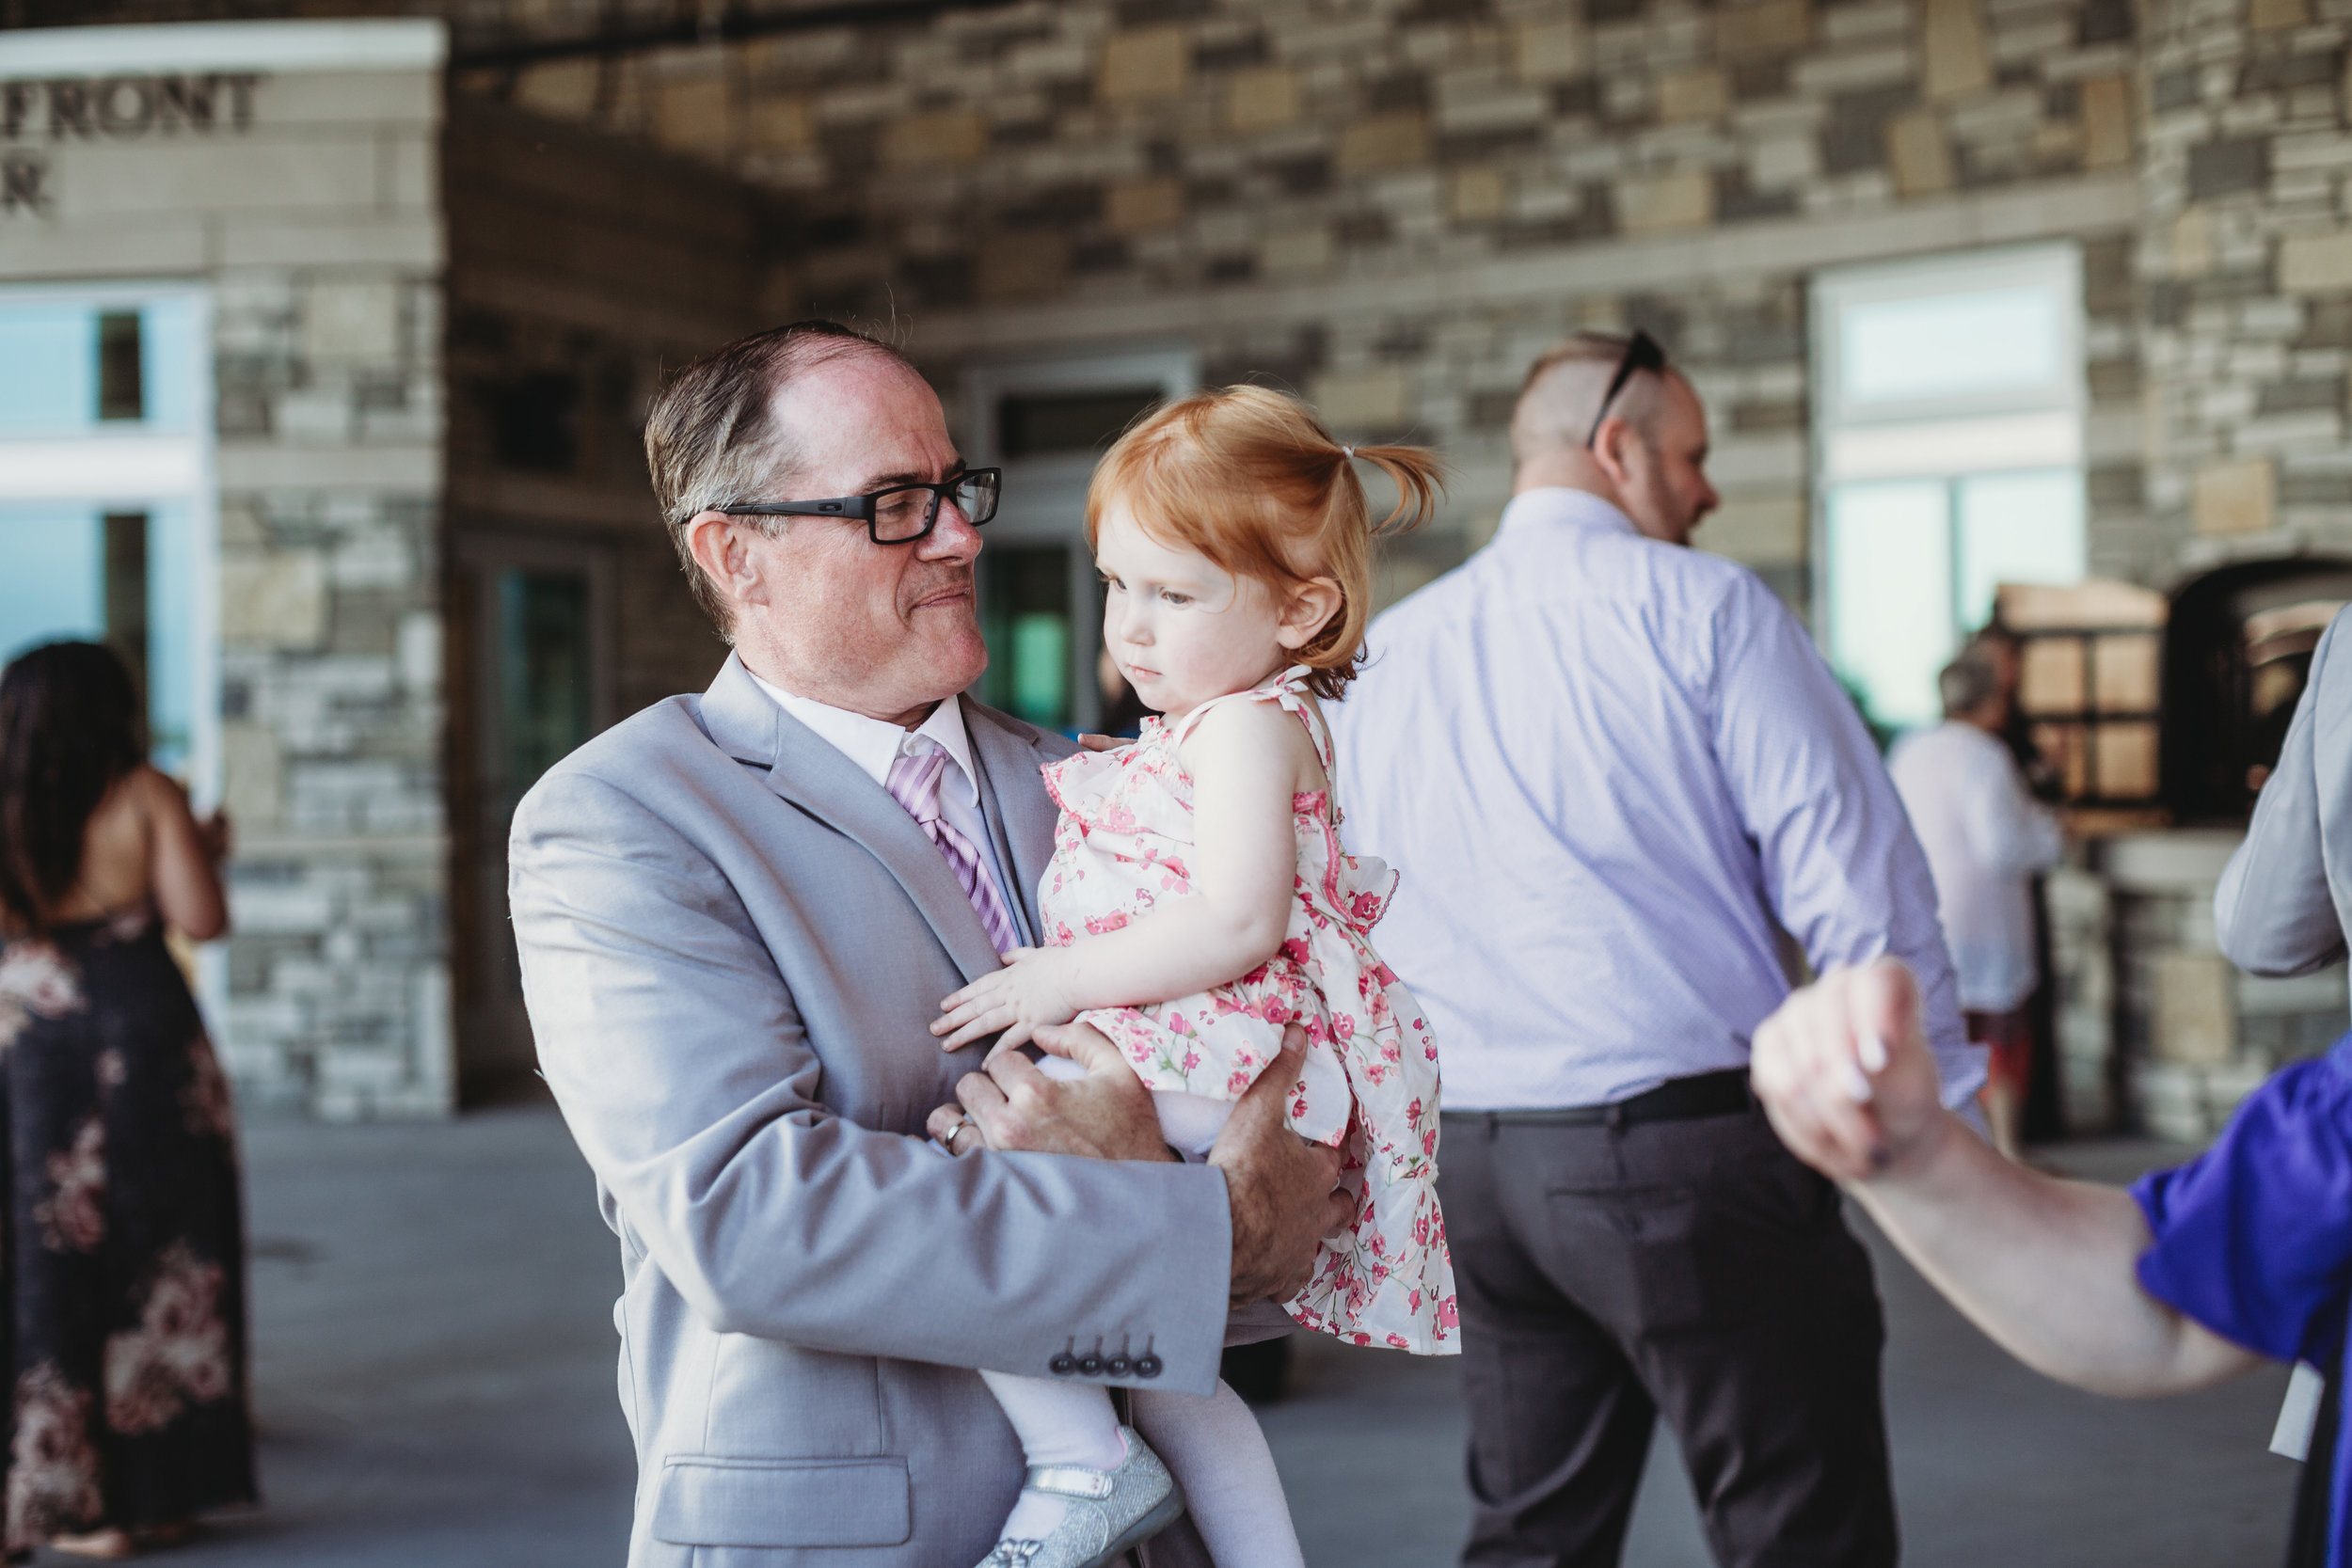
top-left (962, 701), bottom-right (1062, 945)
top-left (696, 654), bottom-right (1005, 986)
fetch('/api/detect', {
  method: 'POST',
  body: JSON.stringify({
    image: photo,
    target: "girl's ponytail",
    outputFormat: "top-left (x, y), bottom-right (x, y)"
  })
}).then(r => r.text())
top-left (1341, 443), bottom-right (1445, 540)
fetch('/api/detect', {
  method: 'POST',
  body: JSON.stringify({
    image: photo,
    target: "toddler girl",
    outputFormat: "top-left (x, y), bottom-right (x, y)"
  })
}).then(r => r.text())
top-left (933, 387), bottom-right (1458, 1568)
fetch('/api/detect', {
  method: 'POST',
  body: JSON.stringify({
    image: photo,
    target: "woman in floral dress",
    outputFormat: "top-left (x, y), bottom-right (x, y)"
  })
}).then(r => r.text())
top-left (0, 642), bottom-right (253, 1559)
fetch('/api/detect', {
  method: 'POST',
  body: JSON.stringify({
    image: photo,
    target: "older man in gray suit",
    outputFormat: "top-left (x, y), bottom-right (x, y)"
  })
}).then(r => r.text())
top-left (508, 321), bottom-right (1344, 1568)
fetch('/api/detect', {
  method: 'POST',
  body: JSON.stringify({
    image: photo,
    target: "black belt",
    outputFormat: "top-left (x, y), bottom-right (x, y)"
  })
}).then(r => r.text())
top-left (1444, 1068), bottom-right (1754, 1130)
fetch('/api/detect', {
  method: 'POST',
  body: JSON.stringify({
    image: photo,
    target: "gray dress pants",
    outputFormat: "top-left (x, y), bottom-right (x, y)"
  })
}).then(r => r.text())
top-left (1439, 1102), bottom-right (1899, 1568)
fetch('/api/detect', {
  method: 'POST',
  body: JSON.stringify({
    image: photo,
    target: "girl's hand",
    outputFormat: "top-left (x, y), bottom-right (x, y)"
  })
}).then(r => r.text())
top-left (933, 947), bottom-right (1084, 1054)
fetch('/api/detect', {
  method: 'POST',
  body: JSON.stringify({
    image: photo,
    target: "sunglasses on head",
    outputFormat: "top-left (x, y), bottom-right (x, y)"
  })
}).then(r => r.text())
top-left (1585, 330), bottom-right (1667, 449)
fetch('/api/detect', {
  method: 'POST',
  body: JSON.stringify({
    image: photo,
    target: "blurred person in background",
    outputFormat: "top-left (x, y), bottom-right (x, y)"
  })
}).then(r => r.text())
top-left (0, 641), bottom-right (253, 1560)
top-left (1963, 624), bottom-right (2056, 794)
top-left (1335, 330), bottom-right (1979, 1568)
top-left (1889, 644), bottom-right (2065, 1160)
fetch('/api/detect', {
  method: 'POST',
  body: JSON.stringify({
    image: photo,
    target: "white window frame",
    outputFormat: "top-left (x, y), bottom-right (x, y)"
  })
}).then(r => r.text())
top-left (0, 277), bottom-right (222, 1018)
top-left (0, 277), bottom-right (220, 799)
top-left (1809, 244), bottom-right (2087, 725)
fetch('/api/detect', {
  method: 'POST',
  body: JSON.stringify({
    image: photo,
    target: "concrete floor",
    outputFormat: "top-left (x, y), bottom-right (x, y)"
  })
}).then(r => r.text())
top-left (61, 1107), bottom-right (2298, 1568)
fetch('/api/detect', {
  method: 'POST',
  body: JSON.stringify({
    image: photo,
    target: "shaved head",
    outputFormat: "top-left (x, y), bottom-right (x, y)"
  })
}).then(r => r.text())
top-left (1507, 330), bottom-right (1720, 546)
top-left (1509, 332), bottom-right (1675, 467)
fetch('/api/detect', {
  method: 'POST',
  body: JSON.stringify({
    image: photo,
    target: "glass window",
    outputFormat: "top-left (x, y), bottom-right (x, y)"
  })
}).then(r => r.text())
top-left (979, 545), bottom-right (1073, 729)
top-left (0, 287), bottom-right (211, 782)
top-left (1826, 483), bottom-right (1952, 730)
top-left (0, 295), bottom-right (198, 434)
top-left (1841, 288), bottom-right (2065, 407)
top-left (0, 501), bottom-right (199, 772)
top-left (494, 568), bottom-right (593, 816)
top-left (1955, 470), bottom-right (2086, 630)
top-left (1813, 246), bottom-right (2086, 736)
top-left (0, 305), bottom-right (95, 433)
top-left (996, 388), bottom-right (1163, 461)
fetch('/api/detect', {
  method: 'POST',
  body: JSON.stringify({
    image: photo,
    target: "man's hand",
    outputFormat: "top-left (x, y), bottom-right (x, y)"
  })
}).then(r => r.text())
top-left (1753, 959), bottom-right (2265, 1398)
top-left (1749, 958), bottom-right (1953, 1184)
top-left (932, 947), bottom-right (1083, 1054)
top-left (924, 1022), bottom-right (1173, 1162)
top-left (1211, 1029), bottom-right (1352, 1307)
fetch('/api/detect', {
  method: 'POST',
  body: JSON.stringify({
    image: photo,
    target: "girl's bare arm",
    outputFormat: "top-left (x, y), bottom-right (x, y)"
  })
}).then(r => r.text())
top-left (935, 699), bottom-right (1314, 1050)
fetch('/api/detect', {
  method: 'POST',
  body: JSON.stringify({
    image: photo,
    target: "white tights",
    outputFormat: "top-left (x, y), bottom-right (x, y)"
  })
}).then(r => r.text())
top-left (979, 1369), bottom-right (1306, 1568)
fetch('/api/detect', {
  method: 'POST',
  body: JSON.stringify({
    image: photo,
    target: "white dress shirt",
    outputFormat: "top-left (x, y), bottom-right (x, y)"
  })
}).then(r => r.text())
top-left (1887, 721), bottom-right (2064, 1014)
top-left (747, 673), bottom-right (1027, 942)
top-left (1331, 487), bottom-right (1979, 1111)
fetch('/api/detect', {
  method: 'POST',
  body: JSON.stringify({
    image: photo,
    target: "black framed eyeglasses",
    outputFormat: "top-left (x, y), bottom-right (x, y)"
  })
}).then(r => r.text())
top-left (713, 467), bottom-right (1001, 545)
top-left (1585, 330), bottom-right (1667, 449)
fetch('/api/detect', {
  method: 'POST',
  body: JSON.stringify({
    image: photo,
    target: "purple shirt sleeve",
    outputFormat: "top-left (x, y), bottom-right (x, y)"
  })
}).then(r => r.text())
top-left (2132, 1040), bottom-right (2352, 1366)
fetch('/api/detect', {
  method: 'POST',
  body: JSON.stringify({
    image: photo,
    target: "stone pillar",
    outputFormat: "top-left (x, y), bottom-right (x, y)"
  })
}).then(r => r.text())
top-left (0, 21), bottom-right (455, 1118)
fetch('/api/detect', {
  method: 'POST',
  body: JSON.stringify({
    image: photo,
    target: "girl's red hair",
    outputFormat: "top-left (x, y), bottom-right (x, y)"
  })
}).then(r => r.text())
top-left (1085, 385), bottom-right (1444, 699)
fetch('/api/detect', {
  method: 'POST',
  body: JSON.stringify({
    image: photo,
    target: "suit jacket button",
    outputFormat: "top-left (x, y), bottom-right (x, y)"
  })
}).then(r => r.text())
top-left (1077, 1353), bottom-right (1104, 1376)
top-left (1049, 1354), bottom-right (1076, 1376)
top-left (1106, 1354), bottom-right (1133, 1376)
top-left (1136, 1354), bottom-right (1163, 1379)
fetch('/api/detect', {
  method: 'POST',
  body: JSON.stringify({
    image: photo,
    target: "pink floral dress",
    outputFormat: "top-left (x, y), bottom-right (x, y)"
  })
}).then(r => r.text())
top-left (1039, 668), bottom-right (1457, 1354)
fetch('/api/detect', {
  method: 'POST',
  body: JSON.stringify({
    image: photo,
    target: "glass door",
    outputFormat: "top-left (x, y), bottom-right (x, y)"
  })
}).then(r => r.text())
top-left (964, 351), bottom-right (1196, 735)
top-left (0, 287), bottom-right (214, 780)
top-left (453, 535), bottom-right (613, 1102)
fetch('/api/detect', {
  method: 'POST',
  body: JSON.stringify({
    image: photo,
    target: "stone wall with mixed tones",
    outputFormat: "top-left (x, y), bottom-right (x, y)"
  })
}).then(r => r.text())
top-left (0, 22), bottom-right (455, 1118)
top-left (456, 0), bottom-right (2153, 608)
top-left (2136, 0), bottom-right (2352, 565)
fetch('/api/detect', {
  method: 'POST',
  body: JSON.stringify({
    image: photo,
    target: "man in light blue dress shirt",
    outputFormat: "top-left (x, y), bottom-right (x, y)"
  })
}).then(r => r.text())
top-left (1333, 332), bottom-right (1979, 1568)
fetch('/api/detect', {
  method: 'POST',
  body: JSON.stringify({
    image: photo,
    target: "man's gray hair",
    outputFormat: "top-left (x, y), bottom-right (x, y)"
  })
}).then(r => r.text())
top-left (1939, 644), bottom-right (2006, 718)
top-left (1509, 330), bottom-right (1672, 465)
top-left (644, 320), bottom-right (919, 639)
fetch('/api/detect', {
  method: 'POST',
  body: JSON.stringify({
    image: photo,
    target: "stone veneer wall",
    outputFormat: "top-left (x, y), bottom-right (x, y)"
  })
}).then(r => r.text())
top-left (453, 0), bottom-right (2153, 608)
top-left (0, 24), bottom-right (453, 1118)
top-left (2136, 0), bottom-right (2352, 566)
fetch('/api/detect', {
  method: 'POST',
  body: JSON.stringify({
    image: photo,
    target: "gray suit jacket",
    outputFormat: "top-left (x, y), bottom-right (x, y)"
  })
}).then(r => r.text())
top-left (511, 654), bottom-right (1232, 1566)
top-left (2217, 607), bottom-right (2352, 995)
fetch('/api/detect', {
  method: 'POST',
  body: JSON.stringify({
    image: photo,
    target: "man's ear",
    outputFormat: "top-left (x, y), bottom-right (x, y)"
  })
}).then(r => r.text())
top-left (685, 513), bottom-right (763, 608)
top-left (1589, 417), bottom-right (1640, 491)
top-left (1275, 577), bottom-right (1344, 653)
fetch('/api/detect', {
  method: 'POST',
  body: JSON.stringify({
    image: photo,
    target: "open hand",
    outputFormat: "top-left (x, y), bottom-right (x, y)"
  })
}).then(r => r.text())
top-left (932, 947), bottom-right (1083, 1054)
top-left (1749, 958), bottom-right (1949, 1184)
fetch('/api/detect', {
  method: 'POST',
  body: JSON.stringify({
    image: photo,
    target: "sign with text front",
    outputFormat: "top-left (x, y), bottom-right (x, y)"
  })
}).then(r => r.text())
top-left (0, 72), bottom-right (267, 216)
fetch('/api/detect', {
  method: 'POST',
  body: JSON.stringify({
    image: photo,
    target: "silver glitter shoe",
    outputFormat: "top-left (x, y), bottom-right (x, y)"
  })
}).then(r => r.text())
top-left (971, 1425), bottom-right (1185, 1568)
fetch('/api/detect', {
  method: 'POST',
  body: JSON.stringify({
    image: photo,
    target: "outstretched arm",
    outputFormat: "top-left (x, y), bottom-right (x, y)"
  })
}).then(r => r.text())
top-left (1751, 960), bottom-right (2261, 1397)
top-left (934, 698), bottom-right (1311, 1052)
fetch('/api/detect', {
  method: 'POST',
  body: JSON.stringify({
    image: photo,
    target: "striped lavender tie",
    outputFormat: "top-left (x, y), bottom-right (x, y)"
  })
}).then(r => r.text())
top-left (884, 742), bottom-right (1024, 955)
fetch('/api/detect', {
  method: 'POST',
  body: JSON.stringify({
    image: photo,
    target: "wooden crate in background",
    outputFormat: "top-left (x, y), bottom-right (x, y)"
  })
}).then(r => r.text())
top-left (1998, 578), bottom-right (2169, 815)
